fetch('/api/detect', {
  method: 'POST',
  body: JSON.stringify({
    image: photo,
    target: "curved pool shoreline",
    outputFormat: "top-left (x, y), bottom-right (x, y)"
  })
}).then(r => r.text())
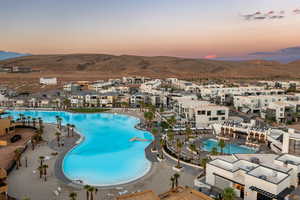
top-left (6, 110), bottom-right (155, 186)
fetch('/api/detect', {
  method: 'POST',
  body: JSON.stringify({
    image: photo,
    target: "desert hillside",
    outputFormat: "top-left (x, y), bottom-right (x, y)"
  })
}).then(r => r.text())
top-left (0, 54), bottom-right (299, 92)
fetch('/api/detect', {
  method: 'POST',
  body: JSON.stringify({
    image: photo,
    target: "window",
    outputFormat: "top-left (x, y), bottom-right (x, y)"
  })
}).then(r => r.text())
top-left (207, 111), bottom-right (211, 116)
top-left (209, 117), bottom-right (218, 121)
top-left (217, 110), bottom-right (226, 115)
top-left (197, 110), bottom-right (206, 115)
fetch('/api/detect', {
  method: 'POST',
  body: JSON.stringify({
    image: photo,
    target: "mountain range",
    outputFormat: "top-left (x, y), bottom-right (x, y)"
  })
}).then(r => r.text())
top-left (215, 47), bottom-right (300, 64)
top-left (0, 53), bottom-right (299, 92)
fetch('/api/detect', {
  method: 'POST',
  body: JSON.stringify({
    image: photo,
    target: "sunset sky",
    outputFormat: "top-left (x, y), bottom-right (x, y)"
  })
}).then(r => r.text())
top-left (1, 0), bottom-right (300, 58)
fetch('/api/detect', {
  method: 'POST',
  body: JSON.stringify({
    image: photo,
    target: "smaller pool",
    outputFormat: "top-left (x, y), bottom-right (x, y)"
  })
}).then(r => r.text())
top-left (202, 139), bottom-right (256, 154)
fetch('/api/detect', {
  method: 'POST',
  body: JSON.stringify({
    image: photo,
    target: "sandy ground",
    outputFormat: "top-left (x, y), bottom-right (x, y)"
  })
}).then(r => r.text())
top-left (7, 112), bottom-right (199, 200)
top-left (0, 128), bottom-right (36, 169)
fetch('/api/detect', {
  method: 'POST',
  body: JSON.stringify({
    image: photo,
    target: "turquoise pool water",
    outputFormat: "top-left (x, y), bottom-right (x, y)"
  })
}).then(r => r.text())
top-left (202, 139), bottom-right (256, 154)
top-left (6, 110), bottom-right (153, 186)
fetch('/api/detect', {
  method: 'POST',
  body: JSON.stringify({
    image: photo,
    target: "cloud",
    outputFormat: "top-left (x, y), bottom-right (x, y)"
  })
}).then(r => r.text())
top-left (241, 8), bottom-right (300, 21)
top-left (204, 55), bottom-right (217, 59)
top-left (294, 9), bottom-right (300, 14)
top-left (241, 10), bottom-right (286, 21)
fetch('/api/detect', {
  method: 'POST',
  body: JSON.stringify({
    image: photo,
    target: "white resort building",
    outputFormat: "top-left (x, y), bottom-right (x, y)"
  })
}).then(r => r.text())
top-left (173, 97), bottom-right (229, 128)
top-left (205, 154), bottom-right (299, 200)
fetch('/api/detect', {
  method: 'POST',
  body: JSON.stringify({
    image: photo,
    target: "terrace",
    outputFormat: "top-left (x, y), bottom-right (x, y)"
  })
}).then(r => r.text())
top-left (247, 166), bottom-right (289, 184)
top-left (276, 154), bottom-right (300, 166)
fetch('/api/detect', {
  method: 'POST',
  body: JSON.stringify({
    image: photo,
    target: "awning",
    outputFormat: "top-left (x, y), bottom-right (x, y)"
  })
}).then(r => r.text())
top-left (249, 186), bottom-right (276, 199)
top-left (250, 186), bottom-right (294, 200)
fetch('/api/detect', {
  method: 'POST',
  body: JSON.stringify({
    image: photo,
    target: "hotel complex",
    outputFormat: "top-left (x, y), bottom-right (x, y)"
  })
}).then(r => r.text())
top-left (1, 77), bottom-right (300, 200)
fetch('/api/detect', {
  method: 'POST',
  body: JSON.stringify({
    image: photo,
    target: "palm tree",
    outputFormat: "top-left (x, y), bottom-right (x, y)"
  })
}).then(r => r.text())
top-left (170, 176), bottom-right (175, 190)
top-left (159, 138), bottom-right (166, 159)
top-left (88, 186), bottom-right (96, 200)
top-left (38, 117), bottom-right (43, 130)
top-left (176, 139), bottom-right (182, 169)
top-left (200, 157), bottom-right (209, 175)
top-left (173, 173), bottom-right (180, 187)
top-left (71, 124), bottom-right (76, 137)
top-left (211, 147), bottom-right (219, 155)
top-left (222, 187), bottom-right (236, 200)
top-left (55, 132), bottom-right (61, 147)
top-left (14, 148), bottom-right (22, 169)
top-left (84, 185), bottom-right (91, 200)
top-left (32, 118), bottom-right (37, 127)
top-left (185, 126), bottom-right (192, 141)
top-left (167, 129), bottom-right (174, 142)
top-left (144, 111), bottom-right (154, 128)
top-left (151, 128), bottom-right (158, 151)
top-left (218, 139), bottom-right (226, 155)
top-left (69, 192), bottom-right (77, 200)
top-left (167, 115), bottom-right (176, 128)
top-left (189, 143), bottom-right (196, 160)
top-left (37, 166), bottom-right (43, 179)
top-left (31, 135), bottom-right (37, 150)
top-left (27, 116), bottom-right (32, 126)
top-left (43, 164), bottom-right (48, 181)
top-left (55, 116), bottom-right (62, 129)
top-left (39, 156), bottom-right (45, 167)
top-left (66, 123), bottom-right (71, 137)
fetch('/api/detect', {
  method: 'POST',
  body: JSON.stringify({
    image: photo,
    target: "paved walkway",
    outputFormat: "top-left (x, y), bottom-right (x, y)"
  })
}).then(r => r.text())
top-left (7, 115), bottom-right (200, 200)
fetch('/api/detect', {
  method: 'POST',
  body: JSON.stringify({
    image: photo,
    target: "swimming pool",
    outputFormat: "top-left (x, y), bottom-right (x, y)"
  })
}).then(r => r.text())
top-left (6, 110), bottom-right (153, 186)
top-left (202, 139), bottom-right (256, 154)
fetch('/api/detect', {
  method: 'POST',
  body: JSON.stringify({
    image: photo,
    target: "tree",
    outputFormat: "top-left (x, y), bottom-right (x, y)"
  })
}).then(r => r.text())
top-left (176, 139), bottom-right (182, 168)
top-left (167, 116), bottom-right (176, 128)
top-left (39, 156), bottom-right (45, 167)
top-left (69, 192), bottom-right (77, 200)
top-left (167, 129), bottom-right (174, 142)
top-left (218, 139), bottom-right (226, 155)
top-left (151, 128), bottom-right (158, 151)
top-left (211, 147), bottom-right (219, 155)
top-left (14, 148), bottom-right (22, 169)
top-left (144, 111), bottom-right (154, 128)
top-left (63, 98), bottom-right (71, 109)
top-left (170, 176), bottom-right (175, 190)
top-left (189, 143), bottom-right (197, 160)
top-left (55, 132), bottom-right (61, 147)
top-left (84, 185), bottom-right (90, 200)
top-left (43, 164), bottom-right (48, 181)
top-left (38, 117), bottom-right (43, 130)
top-left (88, 186), bottom-right (96, 200)
top-left (173, 173), bottom-right (180, 187)
top-left (222, 187), bottom-right (236, 200)
top-left (159, 138), bottom-right (166, 159)
top-left (185, 126), bottom-right (192, 141)
top-left (71, 124), bottom-right (76, 137)
top-left (66, 123), bottom-right (71, 137)
top-left (200, 158), bottom-right (209, 175)
top-left (32, 117), bottom-right (36, 127)
top-left (55, 116), bottom-right (62, 129)
top-left (37, 166), bottom-right (43, 179)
